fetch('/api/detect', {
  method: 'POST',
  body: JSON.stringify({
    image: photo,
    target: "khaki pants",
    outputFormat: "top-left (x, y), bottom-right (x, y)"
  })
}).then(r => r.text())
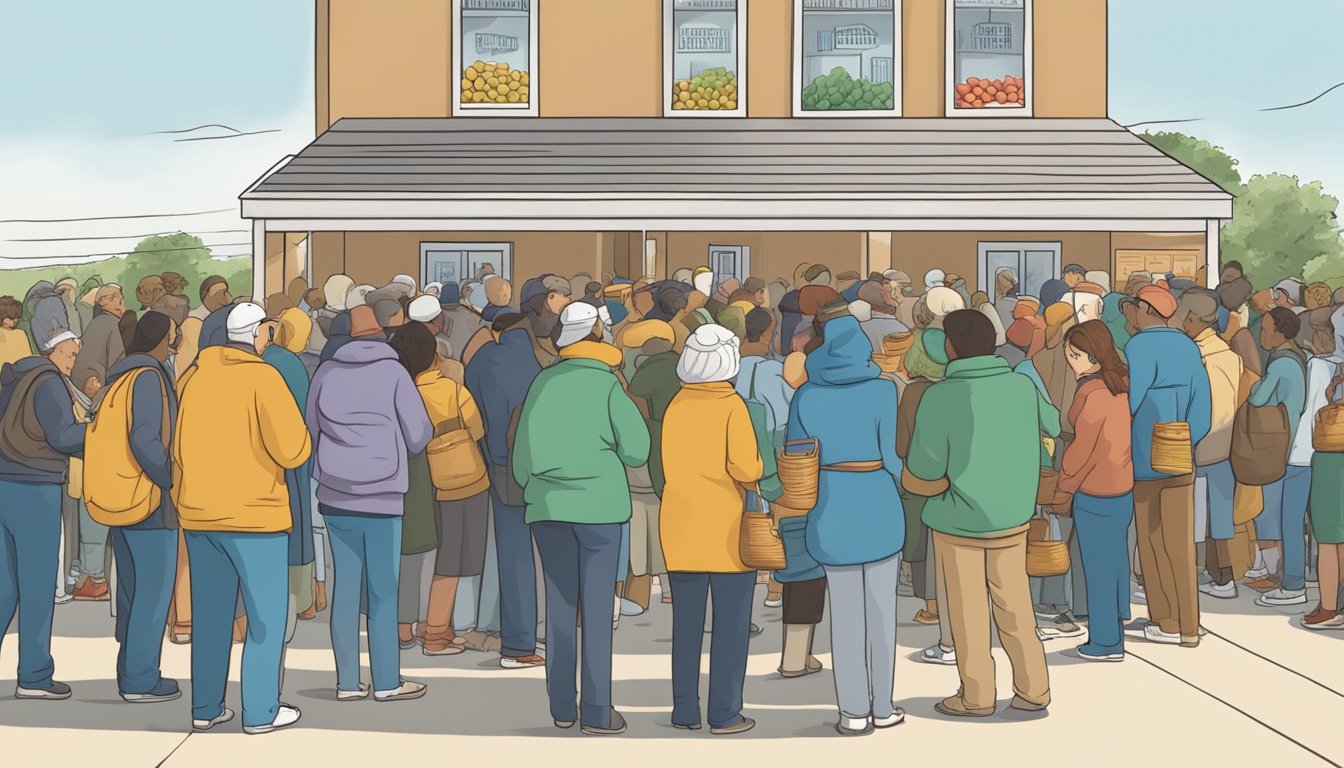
top-left (170, 530), bottom-right (191, 627)
top-left (934, 529), bottom-right (1050, 711)
top-left (1134, 475), bottom-right (1198, 640)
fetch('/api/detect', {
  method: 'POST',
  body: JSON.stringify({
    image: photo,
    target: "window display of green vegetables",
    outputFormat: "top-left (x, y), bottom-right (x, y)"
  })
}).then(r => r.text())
top-left (802, 67), bottom-right (895, 111)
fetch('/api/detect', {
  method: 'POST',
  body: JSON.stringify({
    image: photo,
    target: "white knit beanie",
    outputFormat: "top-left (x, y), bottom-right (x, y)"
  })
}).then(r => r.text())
top-left (556, 302), bottom-right (600, 348)
top-left (924, 269), bottom-right (946, 290)
top-left (323, 274), bottom-right (355, 311)
top-left (677, 323), bottom-right (740, 384)
top-left (925, 286), bottom-right (964, 317)
top-left (848, 299), bottom-right (873, 323)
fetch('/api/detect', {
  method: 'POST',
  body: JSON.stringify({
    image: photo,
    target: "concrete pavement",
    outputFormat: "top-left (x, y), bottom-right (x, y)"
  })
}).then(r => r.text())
top-left (2, 581), bottom-right (1342, 767)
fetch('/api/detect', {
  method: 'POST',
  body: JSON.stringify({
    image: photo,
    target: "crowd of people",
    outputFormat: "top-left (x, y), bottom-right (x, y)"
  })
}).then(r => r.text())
top-left (0, 257), bottom-right (1341, 736)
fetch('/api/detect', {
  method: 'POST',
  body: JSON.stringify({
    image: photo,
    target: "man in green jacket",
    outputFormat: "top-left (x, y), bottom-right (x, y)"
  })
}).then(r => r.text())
top-left (904, 309), bottom-right (1053, 719)
top-left (513, 302), bottom-right (650, 737)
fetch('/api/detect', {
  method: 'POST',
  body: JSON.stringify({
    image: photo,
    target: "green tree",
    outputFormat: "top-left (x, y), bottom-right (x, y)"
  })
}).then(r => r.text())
top-left (1141, 131), bottom-right (1243, 195)
top-left (122, 233), bottom-right (209, 309)
top-left (1221, 174), bottom-right (1344, 290)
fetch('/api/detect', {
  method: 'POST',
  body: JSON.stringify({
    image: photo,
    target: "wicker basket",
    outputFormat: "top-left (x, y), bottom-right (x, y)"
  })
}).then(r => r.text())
top-left (777, 438), bottom-right (820, 511)
top-left (1025, 515), bottom-right (1069, 577)
top-left (1151, 421), bottom-right (1194, 476)
top-left (740, 493), bottom-right (786, 570)
top-left (1313, 378), bottom-right (1344, 453)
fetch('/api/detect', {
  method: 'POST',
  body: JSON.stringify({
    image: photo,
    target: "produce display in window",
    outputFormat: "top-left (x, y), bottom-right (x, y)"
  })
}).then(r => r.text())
top-left (951, 0), bottom-right (1026, 110)
top-left (799, 0), bottom-right (897, 112)
top-left (459, 0), bottom-right (531, 109)
top-left (669, 0), bottom-right (740, 112)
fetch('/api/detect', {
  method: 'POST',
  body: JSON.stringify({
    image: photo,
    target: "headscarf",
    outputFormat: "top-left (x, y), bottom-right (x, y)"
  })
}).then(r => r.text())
top-left (904, 328), bottom-right (947, 382)
top-left (275, 307), bottom-right (313, 355)
top-left (323, 274), bottom-right (355, 312)
top-left (925, 286), bottom-right (964, 319)
top-left (677, 323), bottom-right (741, 384)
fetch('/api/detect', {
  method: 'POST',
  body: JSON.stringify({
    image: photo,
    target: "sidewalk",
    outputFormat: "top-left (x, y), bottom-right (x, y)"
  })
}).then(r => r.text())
top-left (2, 584), bottom-right (1341, 767)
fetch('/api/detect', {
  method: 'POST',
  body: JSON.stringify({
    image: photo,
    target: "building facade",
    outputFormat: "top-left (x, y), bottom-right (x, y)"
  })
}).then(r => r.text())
top-left (241, 0), bottom-right (1230, 298)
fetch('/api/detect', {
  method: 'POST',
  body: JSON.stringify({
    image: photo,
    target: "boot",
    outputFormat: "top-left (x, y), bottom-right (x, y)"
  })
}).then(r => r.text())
top-left (779, 624), bottom-right (817, 678)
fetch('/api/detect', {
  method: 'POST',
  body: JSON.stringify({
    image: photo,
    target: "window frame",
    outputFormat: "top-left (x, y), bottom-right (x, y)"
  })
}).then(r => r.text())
top-left (792, 0), bottom-right (902, 118)
top-left (663, 0), bottom-right (749, 118)
top-left (944, 0), bottom-right (1033, 118)
top-left (452, 0), bottom-right (540, 117)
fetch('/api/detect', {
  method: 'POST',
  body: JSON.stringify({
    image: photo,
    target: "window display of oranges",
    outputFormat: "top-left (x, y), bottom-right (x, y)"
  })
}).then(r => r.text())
top-left (953, 76), bottom-right (1024, 109)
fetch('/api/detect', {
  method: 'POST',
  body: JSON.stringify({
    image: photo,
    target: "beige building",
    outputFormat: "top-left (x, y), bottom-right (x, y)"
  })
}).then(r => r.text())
top-left (241, 0), bottom-right (1230, 299)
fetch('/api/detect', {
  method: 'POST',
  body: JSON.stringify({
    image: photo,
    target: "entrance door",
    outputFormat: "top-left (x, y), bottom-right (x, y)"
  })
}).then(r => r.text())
top-left (977, 241), bottom-right (1061, 298)
top-left (420, 242), bottom-right (513, 287)
top-left (708, 244), bottom-right (750, 292)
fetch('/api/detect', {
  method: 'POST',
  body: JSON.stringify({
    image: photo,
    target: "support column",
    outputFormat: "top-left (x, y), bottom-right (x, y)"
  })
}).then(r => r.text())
top-left (251, 219), bottom-right (267, 302)
top-left (1205, 219), bottom-right (1220, 287)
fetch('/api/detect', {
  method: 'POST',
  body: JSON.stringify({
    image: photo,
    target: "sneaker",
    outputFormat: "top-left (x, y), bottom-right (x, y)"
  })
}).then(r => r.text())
top-left (120, 678), bottom-right (181, 703)
top-left (919, 644), bottom-right (956, 665)
top-left (54, 591), bottom-right (73, 605)
top-left (554, 718), bottom-right (576, 729)
top-left (619, 598), bottom-right (646, 617)
top-left (836, 715), bottom-right (874, 735)
top-left (1243, 566), bottom-right (1269, 580)
top-left (581, 708), bottom-right (627, 735)
top-left (193, 707), bottom-right (235, 731)
top-left (500, 654), bottom-right (545, 669)
top-left (711, 716), bottom-right (756, 735)
top-left (873, 708), bottom-right (906, 728)
top-left (763, 594), bottom-right (783, 608)
top-left (337, 683), bottom-right (370, 701)
top-left (1199, 581), bottom-right (1238, 599)
top-left (374, 680), bottom-right (427, 702)
top-left (913, 609), bottom-right (940, 625)
top-left (1301, 608), bottom-right (1344, 630)
top-left (15, 681), bottom-right (72, 700)
top-left (1076, 644), bottom-right (1125, 662)
top-left (1143, 624), bottom-right (1181, 645)
top-left (1036, 614), bottom-right (1086, 640)
top-left (243, 704), bottom-right (301, 735)
top-left (72, 577), bottom-right (109, 601)
top-left (1255, 588), bottom-right (1307, 607)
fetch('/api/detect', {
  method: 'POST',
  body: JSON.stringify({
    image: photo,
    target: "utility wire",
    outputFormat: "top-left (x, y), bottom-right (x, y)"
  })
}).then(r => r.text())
top-left (6, 229), bottom-right (249, 243)
top-left (0, 242), bottom-right (251, 262)
top-left (0, 208), bottom-right (235, 225)
top-left (1122, 78), bottom-right (1344, 130)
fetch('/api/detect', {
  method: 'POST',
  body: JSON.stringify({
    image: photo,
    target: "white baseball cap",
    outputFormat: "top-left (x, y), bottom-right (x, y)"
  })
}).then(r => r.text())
top-left (226, 302), bottom-right (268, 340)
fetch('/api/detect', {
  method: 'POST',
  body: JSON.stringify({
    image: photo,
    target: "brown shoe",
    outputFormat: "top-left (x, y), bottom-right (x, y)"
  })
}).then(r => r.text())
top-left (169, 623), bottom-right (192, 645)
top-left (1010, 695), bottom-right (1048, 712)
top-left (934, 695), bottom-right (994, 718)
top-left (73, 577), bottom-right (109, 601)
top-left (913, 609), bottom-right (940, 625)
top-left (1246, 577), bottom-right (1280, 591)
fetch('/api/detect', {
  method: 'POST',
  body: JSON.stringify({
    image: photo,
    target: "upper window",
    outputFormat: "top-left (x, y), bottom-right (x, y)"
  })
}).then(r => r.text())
top-left (453, 0), bottom-right (538, 116)
top-left (947, 0), bottom-right (1031, 115)
top-left (665, 0), bottom-right (747, 116)
top-left (794, 0), bottom-right (901, 116)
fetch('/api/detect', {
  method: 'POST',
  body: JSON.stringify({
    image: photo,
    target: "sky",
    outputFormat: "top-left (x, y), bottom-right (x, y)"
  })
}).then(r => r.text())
top-left (1, 0), bottom-right (1341, 269)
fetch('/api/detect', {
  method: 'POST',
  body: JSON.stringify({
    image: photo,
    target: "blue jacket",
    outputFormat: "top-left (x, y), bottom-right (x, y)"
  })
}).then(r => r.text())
top-left (264, 344), bottom-right (314, 565)
top-left (786, 316), bottom-right (904, 567)
top-left (0, 357), bottom-right (86, 485)
top-left (1127, 326), bottom-right (1213, 480)
top-left (198, 305), bottom-right (235, 352)
top-left (105, 354), bottom-right (177, 529)
top-left (1248, 347), bottom-right (1308, 451)
top-left (465, 327), bottom-right (542, 467)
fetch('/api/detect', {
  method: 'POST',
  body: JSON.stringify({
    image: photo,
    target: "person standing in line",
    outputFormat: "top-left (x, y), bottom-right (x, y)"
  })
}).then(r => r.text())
top-left (786, 313), bottom-right (907, 735)
top-left (659, 323), bottom-right (762, 735)
top-left (307, 305), bottom-right (433, 703)
top-left (1303, 306), bottom-right (1344, 629)
top-left (1053, 321), bottom-right (1134, 661)
top-left (1124, 286), bottom-right (1211, 647)
top-left (0, 328), bottom-right (86, 700)
top-left (87, 312), bottom-right (182, 702)
top-left (1248, 307), bottom-right (1310, 607)
top-left (0, 296), bottom-right (34, 367)
top-left (465, 312), bottom-right (547, 667)
top-left (513, 302), bottom-right (650, 736)
top-left (905, 309), bottom-right (1053, 718)
top-left (173, 302), bottom-right (311, 734)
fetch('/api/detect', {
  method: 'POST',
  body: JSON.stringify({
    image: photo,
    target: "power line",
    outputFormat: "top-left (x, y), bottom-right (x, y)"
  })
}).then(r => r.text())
top-left (0, 242), bottom-right (252, 262)
top-left (0, 208), bottom-right (235, 224)
top-left (6, 229), bottom-right (250, 244)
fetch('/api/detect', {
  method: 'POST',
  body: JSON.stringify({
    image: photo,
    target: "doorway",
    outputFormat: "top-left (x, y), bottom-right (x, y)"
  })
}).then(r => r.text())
top-left (708, 244), bottom-right (750, 292)
top-left (977, 241), bottom-right (1061, 298)
top-left (420, 242), bottom-right (513, 287)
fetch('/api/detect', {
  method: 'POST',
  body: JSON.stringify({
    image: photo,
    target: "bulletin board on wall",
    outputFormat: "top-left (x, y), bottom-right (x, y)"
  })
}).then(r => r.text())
top-left (1113, 250), bottom-right (1202, 291)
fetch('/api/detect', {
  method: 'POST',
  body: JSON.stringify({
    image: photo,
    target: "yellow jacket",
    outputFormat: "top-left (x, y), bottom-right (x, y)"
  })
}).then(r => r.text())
top-left (415, 369), bottom-right (489, 501)
top-left (0, 328), bottom-right (33, 368)
top-left (1194, 328), bottom-right (1244, 466)
top-left (659, 381), bottom-right (763, 573)
top-left (173, 345), bottom-right (312, 532)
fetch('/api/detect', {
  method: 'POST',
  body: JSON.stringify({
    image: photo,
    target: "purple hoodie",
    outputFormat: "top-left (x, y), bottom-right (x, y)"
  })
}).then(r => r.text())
top-left (306, 339), bottom-right (433, 515)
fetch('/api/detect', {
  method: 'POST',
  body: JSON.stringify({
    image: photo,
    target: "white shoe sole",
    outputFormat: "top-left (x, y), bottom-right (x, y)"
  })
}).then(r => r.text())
top-left (1303, 620), bottom-right (1344, 631)
top-left (15, 687), bottom-right (71, 700)
top-left (1077, 652), bottom-right (1125, 662)
top-left (1144, 633), bottom-right (1181, 645)
top-left (873, 713), bottom-right (906, 728)
top-left (1198, 587), bottom-right (1238, 600)
top-left (1257, 598), bottom-right (1308, 607)
top-left (375, 688), bottom-right (427, 702)
top-left (919, 653), bottom-right (957, 666)
top-left (336, 690), bottom-right (369, 701)
top-left (192, 709), bottom-right (235, 731)
top-left (121, 690), bottom-right (182, 703)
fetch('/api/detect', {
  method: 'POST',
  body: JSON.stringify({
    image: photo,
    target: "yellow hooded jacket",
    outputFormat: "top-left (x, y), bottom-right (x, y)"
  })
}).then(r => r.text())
top-left (173, 345), bottom-right (312, 532)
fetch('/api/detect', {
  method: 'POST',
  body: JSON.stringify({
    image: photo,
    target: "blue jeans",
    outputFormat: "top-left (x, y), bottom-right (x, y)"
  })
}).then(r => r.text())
top-left (1074, 491), bottom-right (1135, 652)
top-left (669, 571), bottom-right (754, 729)
top-left (532, 521), bottom-right (621, 728)
top-left (111, 527), bottom-right (177, 694)
top-left (326, 514), bottom-right (402, 693)
top-left (185, 531), bottom-right (288, 728)
top-left (491, 487), bottom-right (537, 657)
top-left (1257, 466), bottom-right (1311, 591)
top-left (0, 480), bottom-right (61, 689)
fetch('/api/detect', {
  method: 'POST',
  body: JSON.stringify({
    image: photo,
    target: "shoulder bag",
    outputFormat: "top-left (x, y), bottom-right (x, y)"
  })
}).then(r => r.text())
top-left (739, 488), bottom-right (787, 570)
top-left (426, 384), bottom-right (489, 495)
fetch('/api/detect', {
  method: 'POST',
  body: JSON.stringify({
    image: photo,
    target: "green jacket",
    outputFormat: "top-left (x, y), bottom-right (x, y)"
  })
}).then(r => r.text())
top-left (906, 355), bottom-right (1060, 539)
top-left (513, 342), bottom-right (651, 525)
top-left (627, 350), bottom-right (681, 496)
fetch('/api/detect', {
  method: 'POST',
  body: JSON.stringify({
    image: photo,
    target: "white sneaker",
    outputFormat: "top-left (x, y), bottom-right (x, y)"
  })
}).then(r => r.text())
top-left (1199, 581), bottom-right (1238, 599)
top-left (619, 598), bottom-right (646, 617)
top-left (193, 707), bottom-right (235, 731)
top-left (836, 715), bottom-right (873, 735)
top-left (873, 708), bottom-right (906, 728)
top-left (763, 595), bottom-right (783, 608)
top-left (243, 705), bottom-right (301, 735)
top-left (337, 683), bottom-right (370, 701)
top-left (54, 592), bottom-right (73, 605)
top-left (1143, 624), bottom-right (1181, 645)
top-left (1255, 588), bottom-right (1307, 607)
top-left (919, 644), bottom-right (957, 665)
top-left (1243, 566), bottom-right (1269, 580)
top-left (374, 680), bottom-right (427, 702)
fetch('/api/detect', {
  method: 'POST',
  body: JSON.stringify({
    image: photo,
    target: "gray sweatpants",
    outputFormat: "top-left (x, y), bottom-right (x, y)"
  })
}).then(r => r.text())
top-left (824, 553), bottom-right (901, 721)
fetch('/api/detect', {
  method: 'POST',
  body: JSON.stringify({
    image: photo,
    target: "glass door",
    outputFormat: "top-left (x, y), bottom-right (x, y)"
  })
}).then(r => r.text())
top-left (421, 242), bottom-right (513, 288)
top-left (708, 244), bottom-right (750, 292)
top-left (977, 241), bottom-right (1060, 299)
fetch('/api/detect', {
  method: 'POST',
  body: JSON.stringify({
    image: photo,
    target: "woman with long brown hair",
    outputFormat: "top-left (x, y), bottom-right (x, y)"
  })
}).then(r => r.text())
top-left (1054, 320), bottom-right (1134, 662)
